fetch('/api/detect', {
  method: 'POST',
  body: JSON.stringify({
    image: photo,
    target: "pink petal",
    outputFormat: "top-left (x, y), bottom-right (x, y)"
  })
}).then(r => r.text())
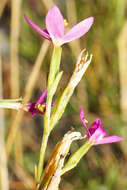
top-left (46, 6), bottom-right (65, 40)
top-left (35, 89), bottom-right (47, 106)
top-left (89, 118), bottom-right (106, 137)
top-left (80, 109), bottom-right (90, 137)
top-left (62, 17), bottom-right (94, 44)
top-left (94, 136), bottom-right (124, 145)
top-left (24, 15), bottom-right (51, 40)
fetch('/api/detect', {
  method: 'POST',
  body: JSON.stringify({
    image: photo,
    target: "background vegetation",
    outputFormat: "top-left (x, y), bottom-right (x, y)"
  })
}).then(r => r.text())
top-left (0, 0), bottom-right (127, 189)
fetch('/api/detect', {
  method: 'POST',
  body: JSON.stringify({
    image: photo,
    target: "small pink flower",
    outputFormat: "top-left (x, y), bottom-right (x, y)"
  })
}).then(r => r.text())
top-left (24, 5), bottom-right (94, 46)
top-left (26, 89), bottom-right (55, 117)
top-left (27, 89), bottom-right (47, 116)
top-left (80, 109), bottom-right (124, 145)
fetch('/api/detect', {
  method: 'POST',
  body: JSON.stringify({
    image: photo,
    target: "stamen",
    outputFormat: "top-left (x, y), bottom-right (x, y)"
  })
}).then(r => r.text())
top-left (36, 104), bottom-right (45, 113)
top-left (64, 19), bottom-right (69, 28)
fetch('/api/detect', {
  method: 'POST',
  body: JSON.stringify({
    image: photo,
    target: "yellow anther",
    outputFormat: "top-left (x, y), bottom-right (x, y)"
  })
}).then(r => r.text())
top-left (36, 104), bottom-right (45, 113)
top-left (64, 19), bottom-right (69, 28)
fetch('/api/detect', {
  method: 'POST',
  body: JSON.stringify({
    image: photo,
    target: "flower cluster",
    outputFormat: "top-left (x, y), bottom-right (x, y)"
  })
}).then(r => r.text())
top-left (25, 5), bottom-right (123, 146)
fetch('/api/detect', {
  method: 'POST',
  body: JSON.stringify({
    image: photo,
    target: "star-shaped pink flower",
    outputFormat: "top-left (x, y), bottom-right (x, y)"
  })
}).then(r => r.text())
top-left (80, 109), bottom-right (124, 145)
top-left (24, 5), bottom-right (94, 46)
top-left (26, 89), bottom-right (47, 117)
top-left (26, 89), bottom-right (55, 117)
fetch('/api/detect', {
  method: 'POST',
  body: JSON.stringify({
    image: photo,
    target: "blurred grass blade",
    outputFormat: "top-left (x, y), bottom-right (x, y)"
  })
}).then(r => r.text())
top-left (10, 0), bottom-right (22, 99)
top-left (6, 40), bottom-right (49, 159)
top-left (0, 0), bottom-right (8, 18)
top-left (24, 40), bottom-right (50, 102)
top-left (41, 0), bottom-right (54, 10)
top-left (10, 0), bottom-right (23, 167)
top-left (66, 0), bottom-right (81, 57)
top-left (0, 54), bottom-right (9, 190)
top-left (118, 22), bottom-right (127, 122)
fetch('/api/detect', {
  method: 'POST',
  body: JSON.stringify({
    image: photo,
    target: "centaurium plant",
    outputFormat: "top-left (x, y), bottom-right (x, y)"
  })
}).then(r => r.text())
top-left (24, 6), bottom-right (94, 185)
top-left (0, 5), bottom-right (124, 190)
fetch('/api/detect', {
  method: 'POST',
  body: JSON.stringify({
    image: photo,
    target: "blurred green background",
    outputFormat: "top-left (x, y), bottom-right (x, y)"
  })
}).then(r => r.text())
top-left (0, 0), bottom-right (127, 190)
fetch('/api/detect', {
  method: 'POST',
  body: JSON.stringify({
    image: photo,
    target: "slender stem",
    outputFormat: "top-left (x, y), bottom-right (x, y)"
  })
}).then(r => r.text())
top-left (44, 46), bottom-right (62, 131)
top-left (37, 129), bottom-right (49, 183)
top-left (0, 102), bottom-right (21, 110)
top-left (36, 91), bottom-right (52, 182)
top-left (37, 46), bottom-right (62, 183)
top-left (0, 0), bottom-right (8, 18)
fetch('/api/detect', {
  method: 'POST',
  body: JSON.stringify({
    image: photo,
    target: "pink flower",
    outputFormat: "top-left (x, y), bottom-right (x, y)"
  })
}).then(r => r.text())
top-left (24, 5), bottom-right (94, 46)
top-left (26, 89), bottom-right (55, 117)
top-left (27, 89), bottom-right (47, 117)
top-left (80, 109), bottom-right (124, 145)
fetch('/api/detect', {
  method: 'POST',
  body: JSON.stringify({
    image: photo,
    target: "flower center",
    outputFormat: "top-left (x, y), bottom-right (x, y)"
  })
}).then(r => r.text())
top-left (36, 104), bottom-right (46, 113)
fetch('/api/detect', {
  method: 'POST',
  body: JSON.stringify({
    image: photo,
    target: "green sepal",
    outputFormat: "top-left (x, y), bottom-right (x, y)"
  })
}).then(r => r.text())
top-left (61, 140), bottom-right (93, 175)
top-left (48, 71), bottom-right (63, 98)
top-left (50, 85), bottom-right (74, 129)
top-left (47, 46), bottom-right (62, 89)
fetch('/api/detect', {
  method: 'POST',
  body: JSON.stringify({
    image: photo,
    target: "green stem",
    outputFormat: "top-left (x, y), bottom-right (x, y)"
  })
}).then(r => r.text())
top-left (0, 98), bottom-right (22, 103)
top-left (45, 46), bottom-right (62, 131)
top-left (37, 129), bottom-right (49, 183)
top-left (0, 102), bottom-right (21, 110)
top-left (37, 46), bottom-right (62, 183)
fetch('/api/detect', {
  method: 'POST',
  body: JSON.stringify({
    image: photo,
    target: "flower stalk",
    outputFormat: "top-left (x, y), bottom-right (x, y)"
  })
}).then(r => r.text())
top-left (0, 98), bottom-right (22, 110)
top-left (37, 46), bottom-right (62, 182)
